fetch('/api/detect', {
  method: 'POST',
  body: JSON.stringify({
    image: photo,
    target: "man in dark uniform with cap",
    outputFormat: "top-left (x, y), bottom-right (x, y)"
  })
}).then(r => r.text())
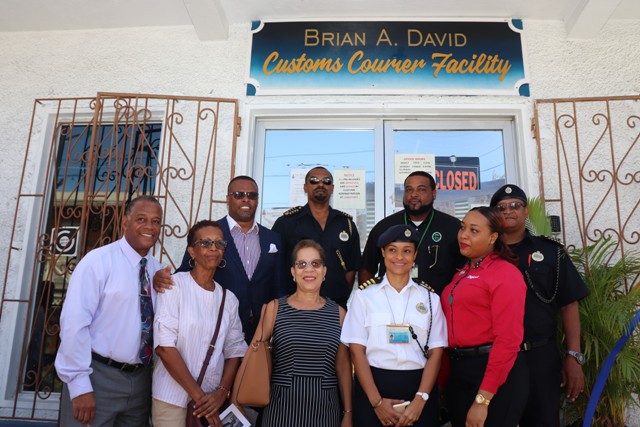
top-left (490, 184), bottom-right (590, 427)
top-left (272, 166), bottom-right (361, 308)
top-left (359, 171), bottom-right (464, 295)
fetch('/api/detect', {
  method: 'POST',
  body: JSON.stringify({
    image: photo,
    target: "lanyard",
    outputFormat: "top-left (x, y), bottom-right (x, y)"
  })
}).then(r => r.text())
top-left (404, 209), bottom-right (435, 249)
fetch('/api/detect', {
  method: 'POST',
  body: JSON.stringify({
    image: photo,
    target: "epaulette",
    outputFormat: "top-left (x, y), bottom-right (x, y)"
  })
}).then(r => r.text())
top-left (412, 279), bottom-right (436, 293)
top-left (283, 206), bottom-right (303, 216)
top-left (335, 209), bottom-right (353, 220)
top-left (540, 235), bottom-right (565, 247)
top-left (358, 277), bottom-right (383, 290)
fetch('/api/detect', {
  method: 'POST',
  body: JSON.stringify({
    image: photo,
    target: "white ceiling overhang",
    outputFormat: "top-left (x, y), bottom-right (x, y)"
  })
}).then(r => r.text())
top-left (1, 0), bottom-right (638, 41)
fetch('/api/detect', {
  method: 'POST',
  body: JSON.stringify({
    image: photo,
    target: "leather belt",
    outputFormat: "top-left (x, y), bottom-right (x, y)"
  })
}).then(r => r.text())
top-left (91, 352), bottom-right (144, 372)
top-left (520, 338), bottom-right (550, 352)
top-left (447, 344), bottom-right (493, 359)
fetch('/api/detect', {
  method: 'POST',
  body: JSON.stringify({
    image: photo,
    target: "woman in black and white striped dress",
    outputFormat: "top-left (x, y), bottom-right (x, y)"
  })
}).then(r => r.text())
top-left (254, 239), bottom-right (353, 427)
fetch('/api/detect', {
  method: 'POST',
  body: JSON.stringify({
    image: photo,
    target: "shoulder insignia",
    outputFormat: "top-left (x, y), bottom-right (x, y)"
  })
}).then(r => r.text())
top-left (540, 235), bottom-right (565, 247)
top-left (412, 279), bottom-right (436, 293)
top-left (358, 277), bottom-right (383, 290)
top-left (283, 206), bottom-right (303, 216)
top-left (336, 209), bottom-right (353, 220)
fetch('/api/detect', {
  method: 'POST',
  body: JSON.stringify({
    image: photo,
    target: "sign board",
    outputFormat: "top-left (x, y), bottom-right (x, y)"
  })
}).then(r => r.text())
top-left (52, 226), bottom-right (79, 256)
top-left (248, 20), bottom-right (528, 96)
top-left (434, 156), bottom-right (480, 190)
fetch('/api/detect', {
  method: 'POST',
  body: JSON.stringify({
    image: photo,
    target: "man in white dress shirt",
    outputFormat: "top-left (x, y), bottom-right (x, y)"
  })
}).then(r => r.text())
top-left (55, 195), bottom-right (164, 426)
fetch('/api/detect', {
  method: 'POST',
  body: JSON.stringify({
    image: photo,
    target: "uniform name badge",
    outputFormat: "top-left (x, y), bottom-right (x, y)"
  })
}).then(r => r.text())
top-left (410, 264), bottom-right (419, 278)
top-left (387, 325), bottom-right (411, 344)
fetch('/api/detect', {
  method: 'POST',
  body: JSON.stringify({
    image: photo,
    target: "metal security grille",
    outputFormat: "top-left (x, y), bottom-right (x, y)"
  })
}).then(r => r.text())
top-left (0, 92), bottom-right (239, 421)
top-left (534, 95), bottom-right (640, 290)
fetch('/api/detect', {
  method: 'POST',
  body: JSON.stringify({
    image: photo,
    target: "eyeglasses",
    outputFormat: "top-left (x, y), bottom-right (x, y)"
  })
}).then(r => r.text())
top-left (294, 259), bottom-right (324, 269)
top-left (308, 176), bottom-right (333, 185)
top-left (194, 239), bottom-right (228, 250)
top-left (228, 191), bottom-right (259, 200)
top-left (496, 201), bottom-right (525, 212)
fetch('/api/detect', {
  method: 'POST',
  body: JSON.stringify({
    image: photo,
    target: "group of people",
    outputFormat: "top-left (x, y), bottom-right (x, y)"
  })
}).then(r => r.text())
top-left (55, 168), bottom-right (589, 427)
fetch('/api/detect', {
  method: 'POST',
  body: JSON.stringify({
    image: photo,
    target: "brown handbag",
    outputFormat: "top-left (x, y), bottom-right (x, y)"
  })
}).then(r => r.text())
top-left (231, 299), bottom-right (278, 407)
top-left (186, 288), bottom-right (227, 427)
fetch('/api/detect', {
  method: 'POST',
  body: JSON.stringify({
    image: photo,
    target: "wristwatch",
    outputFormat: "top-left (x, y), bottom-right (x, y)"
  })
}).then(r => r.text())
top-left (474, 394), bottom-right (491, 406)
top-left (415, 391), bottom-right (429, 401)
top-left (567, 350), bottom-right (585, 365)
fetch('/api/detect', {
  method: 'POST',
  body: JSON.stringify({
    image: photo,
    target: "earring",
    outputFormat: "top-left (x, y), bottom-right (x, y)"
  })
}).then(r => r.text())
top-left (218, 259), bottom-right (226, 269)
top-left (188, 258), bottom-right (195, 268)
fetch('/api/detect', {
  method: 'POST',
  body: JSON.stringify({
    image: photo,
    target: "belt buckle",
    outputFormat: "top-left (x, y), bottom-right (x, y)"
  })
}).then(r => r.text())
top-left (120, 362), bottom-right (130, 371)
top-left (522, 342), bottom-right (531, 351)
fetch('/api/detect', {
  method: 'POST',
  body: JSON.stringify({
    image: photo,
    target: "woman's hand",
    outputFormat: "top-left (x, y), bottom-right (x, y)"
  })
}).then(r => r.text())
top-left (340, 410), bottom-right (353, 427)
top-left (374, 398), bottom-right (404, 426)
top-left (192, 389), bottom-right (226, 420)
top-left (465, 403), bottom-right (488, 427)
top-left (395, 398), bottom-right (425, 426)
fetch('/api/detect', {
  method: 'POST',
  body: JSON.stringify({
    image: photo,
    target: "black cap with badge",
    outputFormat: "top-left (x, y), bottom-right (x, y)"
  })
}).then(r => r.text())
top-left (490, 184), bottom-right (528, 207)
top-left (377, 224), bottom-right (419, 248)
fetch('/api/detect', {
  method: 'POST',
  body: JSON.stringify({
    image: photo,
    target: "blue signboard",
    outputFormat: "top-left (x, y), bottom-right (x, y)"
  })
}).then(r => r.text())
top-left (248, 20), bottom-right (528, 96)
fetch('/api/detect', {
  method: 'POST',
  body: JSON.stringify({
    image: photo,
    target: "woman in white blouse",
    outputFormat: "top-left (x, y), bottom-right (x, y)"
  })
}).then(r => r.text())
top-left (152, 220), bottom-right (248, 427)
top-left (341, 224), bottom-right (447, 427)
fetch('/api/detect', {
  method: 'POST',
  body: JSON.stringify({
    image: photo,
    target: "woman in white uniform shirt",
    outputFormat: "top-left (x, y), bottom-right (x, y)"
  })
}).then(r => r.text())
top-left (152, 220), bottom-right (248, 427)
top-left (341, 225), bottom-right (447, 427)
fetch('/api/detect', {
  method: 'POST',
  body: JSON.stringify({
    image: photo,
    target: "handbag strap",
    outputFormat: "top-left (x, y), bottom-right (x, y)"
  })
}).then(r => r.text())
top-left (258, 298), bottom-right (278, 342)
top-left (195, 287), bottom-right (227, 386)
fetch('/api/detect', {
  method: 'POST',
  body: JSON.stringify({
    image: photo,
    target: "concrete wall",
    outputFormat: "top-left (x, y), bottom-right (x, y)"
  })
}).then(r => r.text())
top-left (1, 18), bottom-right (638, 423)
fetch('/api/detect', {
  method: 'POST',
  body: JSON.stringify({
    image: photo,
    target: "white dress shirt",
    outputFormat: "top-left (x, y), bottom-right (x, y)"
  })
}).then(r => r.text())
top-left (152, 272), bottom-right (248, 407)
top-left (341, 275), bottom-right (448, 370)
top-left (55, 237), bottom-right (163, 400)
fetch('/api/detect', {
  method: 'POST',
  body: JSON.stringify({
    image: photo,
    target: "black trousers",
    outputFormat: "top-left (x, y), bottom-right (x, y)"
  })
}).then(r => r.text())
top-left (447, 352), bottom-right (528, 427)
top-left (520, 341), bottom-right (562, 427)
top-left (354, 367), bottom-right (439, 427)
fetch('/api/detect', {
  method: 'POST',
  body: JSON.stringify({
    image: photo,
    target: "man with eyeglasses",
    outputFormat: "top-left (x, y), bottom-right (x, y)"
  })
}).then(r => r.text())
top-left (153, 176), bottom-right (286, 343)
top-left (359, 171), bottom-right (463, 295)
top-left (272, 166), bottom-right (361, 308)
top-left (490, 184), bottom-right (589, 427)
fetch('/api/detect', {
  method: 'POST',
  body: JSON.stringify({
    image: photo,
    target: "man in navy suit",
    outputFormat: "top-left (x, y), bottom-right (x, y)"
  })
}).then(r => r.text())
top-left (154, 176), bottom-right (286, 342)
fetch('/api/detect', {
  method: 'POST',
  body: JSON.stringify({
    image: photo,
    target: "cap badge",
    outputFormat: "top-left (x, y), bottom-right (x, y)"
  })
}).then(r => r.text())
top-left (416, 302), bottom-right (428, 314)
top-left (404, 229), bottom-right (412, 238)
top-left (532, 251), bottom-right (544, 262)
top-left (339, 231), bottom-right (349, 242)
top-left (432, 232), bottom-right (442, 242)
top-left (505, 186), bottom-right (513, 194)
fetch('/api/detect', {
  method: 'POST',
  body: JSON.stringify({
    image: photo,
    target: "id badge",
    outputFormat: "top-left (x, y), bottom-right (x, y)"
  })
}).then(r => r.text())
top-left (387, 325), bottom-right (410, 344)
top-left (410, 264), bottom-right (419, 278)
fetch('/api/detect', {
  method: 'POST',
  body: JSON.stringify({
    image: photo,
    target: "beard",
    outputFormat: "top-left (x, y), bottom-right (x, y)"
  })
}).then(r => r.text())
top-left (310, 188), bottom-right (330, 203)
top-left (403, 201), bottom-right (433, 217)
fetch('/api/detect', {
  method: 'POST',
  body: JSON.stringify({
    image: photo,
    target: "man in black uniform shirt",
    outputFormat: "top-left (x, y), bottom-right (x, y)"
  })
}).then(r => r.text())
top-left (272, 166), bottom-right (361, 308)
top-left (491, 184), bottom-right (590, 427)
top-left (359, 171), bottom-right (463, 295)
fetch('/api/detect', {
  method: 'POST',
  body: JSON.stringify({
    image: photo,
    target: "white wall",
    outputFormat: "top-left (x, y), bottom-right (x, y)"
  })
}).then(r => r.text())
top-left (0, 18), bottom-right (638, 422)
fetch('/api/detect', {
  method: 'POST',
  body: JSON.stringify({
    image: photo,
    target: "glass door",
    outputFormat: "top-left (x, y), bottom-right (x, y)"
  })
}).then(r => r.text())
top-left (383, 119), bottom-right (517, 219)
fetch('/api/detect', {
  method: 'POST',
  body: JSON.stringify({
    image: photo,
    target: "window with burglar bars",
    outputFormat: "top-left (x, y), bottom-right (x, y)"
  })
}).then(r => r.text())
top-left (534, 95), bottom-right (640, 290)
top-left (0, 93), bottom-right (239, 421)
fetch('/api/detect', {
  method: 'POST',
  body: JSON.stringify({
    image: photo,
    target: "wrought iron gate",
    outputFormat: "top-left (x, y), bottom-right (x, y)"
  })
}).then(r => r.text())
top-left (534, 95), bottom-right (640, 289)
top-left (0, 92), bottom-right (239, 421)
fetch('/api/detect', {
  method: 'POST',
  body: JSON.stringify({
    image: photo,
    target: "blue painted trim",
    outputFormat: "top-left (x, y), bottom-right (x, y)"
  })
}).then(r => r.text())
top-left (519, 83), bottom-right (530, 97)
top-left (251, 20), bottom-right (261, 31)
top-left (246, 84), bottom-right (257, 96)
top-left (511, 19), bottom-right (524, 30)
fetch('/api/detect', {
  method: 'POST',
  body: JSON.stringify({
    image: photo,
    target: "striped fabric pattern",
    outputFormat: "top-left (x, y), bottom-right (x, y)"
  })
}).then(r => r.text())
top-left (261, 297), bottom-right (342, 427)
